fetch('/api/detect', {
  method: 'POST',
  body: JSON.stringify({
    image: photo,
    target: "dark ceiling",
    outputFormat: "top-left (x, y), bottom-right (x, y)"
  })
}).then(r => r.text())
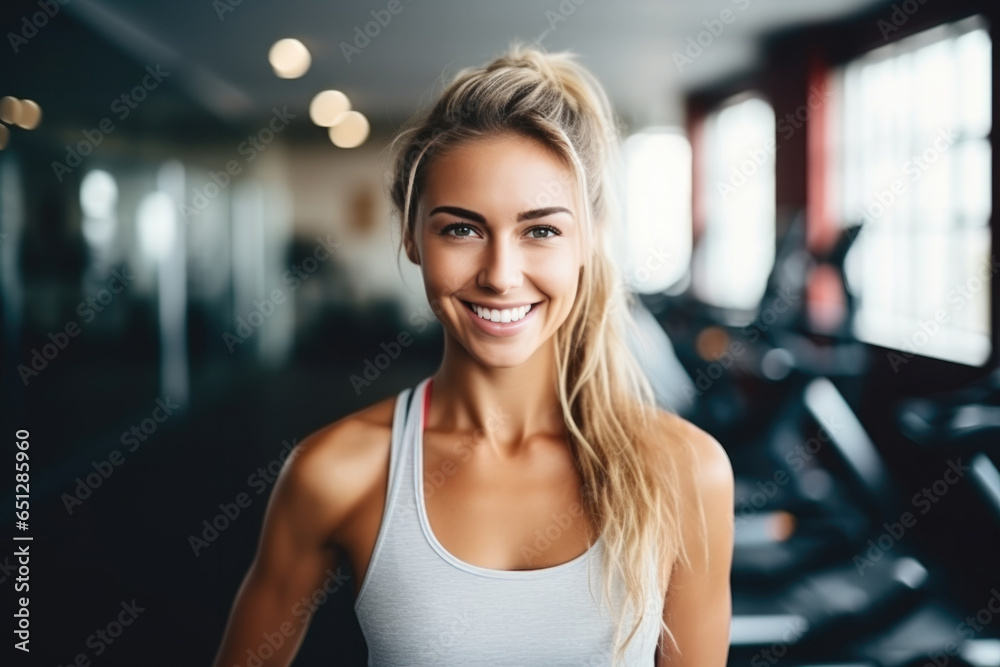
top-left (5, 0), bottom-right (895, 131)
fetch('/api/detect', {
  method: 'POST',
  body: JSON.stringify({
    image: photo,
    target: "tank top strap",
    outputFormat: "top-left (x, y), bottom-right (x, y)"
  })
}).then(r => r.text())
top-left (400, 375), bottom-right (431, 508)
top-left (352, 380), bottom-right (424, 610)
top-left (389, 383), bottom-right (416, 499)
top-left (403, 376), bottom-right (432, 447)
top-left (390, 375), bottom-right (432, 485)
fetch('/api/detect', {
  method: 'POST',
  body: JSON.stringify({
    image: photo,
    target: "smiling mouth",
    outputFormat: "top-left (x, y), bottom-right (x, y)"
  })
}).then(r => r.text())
top-left (461, 300), bottom-right (539, 323)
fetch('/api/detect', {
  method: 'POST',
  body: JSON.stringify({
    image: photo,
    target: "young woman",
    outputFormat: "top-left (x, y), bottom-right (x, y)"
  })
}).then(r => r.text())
top-left (212, 42), bottom-right (734, 666)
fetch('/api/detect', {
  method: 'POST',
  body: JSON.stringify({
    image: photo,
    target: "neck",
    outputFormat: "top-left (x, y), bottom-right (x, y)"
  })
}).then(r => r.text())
top-left (430, 335), bottom-right (566, 458)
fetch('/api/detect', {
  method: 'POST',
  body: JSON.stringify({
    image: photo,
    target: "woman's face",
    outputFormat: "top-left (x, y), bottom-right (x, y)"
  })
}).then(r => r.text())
top-left (408, 132), bottom-right (584, 368)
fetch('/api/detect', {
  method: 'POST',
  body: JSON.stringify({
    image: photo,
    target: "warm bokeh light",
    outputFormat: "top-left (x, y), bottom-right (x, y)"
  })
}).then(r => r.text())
top-left (768, 511), bottom-right (797, 541)
top-left (0, 96), bottom-right (21, 125)
top-left (16, 99), bottom-right (41, 130)
top-left (268, 38), bottom-right (311, 79)
top-left (328, 110), bottom-right (369, 148)
top-left (695, 325), bottom-right (731, 361)
top-left (309, 90), bottom-right (350, 127)
top-left (0, 124), bottom-right (9, 150)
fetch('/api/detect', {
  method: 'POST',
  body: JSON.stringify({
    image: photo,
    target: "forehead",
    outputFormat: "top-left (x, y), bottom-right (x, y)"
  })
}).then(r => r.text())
top-left (421, 133), bottom-right (577, 211)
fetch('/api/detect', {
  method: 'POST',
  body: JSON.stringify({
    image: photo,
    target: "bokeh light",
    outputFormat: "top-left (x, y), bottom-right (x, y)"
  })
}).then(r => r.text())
top-left (268, 38), bottom-right (311, 79)
top-left (328, 111), bottom-right (369, 148)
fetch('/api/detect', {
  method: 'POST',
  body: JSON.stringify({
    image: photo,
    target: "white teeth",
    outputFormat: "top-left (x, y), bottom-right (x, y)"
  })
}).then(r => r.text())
top-left (470, 303), bottom-right (533, 323)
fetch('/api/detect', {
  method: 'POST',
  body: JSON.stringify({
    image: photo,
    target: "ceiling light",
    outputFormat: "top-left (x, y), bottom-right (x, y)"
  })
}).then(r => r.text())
top-left (328, 111), bottom-right (369, 148)
top-left (309, 90), bottom-right (350, 127)
top-left (16, 99), bottom-right (41, 129)
top-left (0, 96), bottom-right (21, 125)
top-left (268, 38), bottom-right (311, 79)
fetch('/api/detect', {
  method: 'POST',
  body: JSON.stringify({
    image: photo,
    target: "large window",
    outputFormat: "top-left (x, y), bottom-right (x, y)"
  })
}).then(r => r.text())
top-left (694, 94), bottom-right (777, 311)
top-left (830, 15), bottom-right (992, 366)
top-left (622, 128), bottom-right (692, 294)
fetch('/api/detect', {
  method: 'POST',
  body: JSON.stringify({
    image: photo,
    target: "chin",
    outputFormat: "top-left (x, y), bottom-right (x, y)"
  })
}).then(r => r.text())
top-left (474, 353), bottom-right (533, 369)
top-left (464, 341), bottom-right (538, 369)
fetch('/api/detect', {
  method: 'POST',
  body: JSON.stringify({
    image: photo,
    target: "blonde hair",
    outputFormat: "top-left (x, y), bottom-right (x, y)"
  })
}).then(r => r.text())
top-left (384, 40), bottom-right (708, 663)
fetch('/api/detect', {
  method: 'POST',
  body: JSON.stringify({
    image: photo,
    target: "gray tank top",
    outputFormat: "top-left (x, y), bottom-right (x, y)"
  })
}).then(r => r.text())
top-left (353, 377), bottom-right (662, 666)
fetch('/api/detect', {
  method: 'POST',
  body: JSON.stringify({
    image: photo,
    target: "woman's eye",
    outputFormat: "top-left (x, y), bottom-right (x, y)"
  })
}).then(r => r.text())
top-left (442, 223), bottom-right (476, 238)
top-left (528, 226), bottom-right (560, 239)
top-left (440, 223), bottom-right (560, 239)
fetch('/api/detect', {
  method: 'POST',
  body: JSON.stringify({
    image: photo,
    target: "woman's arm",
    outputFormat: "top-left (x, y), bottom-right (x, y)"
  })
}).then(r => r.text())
top-left (210, 429), bottom-right (358, 667)
top-left (657, 421), bottom-right (735, 667)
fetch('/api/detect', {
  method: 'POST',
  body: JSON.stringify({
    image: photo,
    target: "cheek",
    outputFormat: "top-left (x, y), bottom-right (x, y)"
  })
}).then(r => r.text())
top-left (544, 248), bottom-right (582, 297)
top-left (422, 246), bottom-right (475, 297)
top-left (536, 266), bottom-right (580, 307)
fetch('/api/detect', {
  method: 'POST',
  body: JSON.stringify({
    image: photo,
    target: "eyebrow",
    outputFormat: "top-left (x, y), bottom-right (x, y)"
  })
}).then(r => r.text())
top-left (428, 205), bottom-right (573, 223)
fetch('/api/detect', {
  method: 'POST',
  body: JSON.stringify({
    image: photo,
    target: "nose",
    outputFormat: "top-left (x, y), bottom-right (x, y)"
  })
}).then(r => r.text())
top-left (477, 236), bottom-right (523, 295)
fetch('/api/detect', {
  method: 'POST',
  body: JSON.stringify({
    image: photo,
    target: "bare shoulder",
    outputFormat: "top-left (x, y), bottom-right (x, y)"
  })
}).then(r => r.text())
top-left (653, 408), bottom-right (734, 491)
top-left (649, 409), bottom-right (735, 553)
top-left (274, 392), bottom-right (400, 545)
top-left (651, 408), bottom-right (735, 581)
